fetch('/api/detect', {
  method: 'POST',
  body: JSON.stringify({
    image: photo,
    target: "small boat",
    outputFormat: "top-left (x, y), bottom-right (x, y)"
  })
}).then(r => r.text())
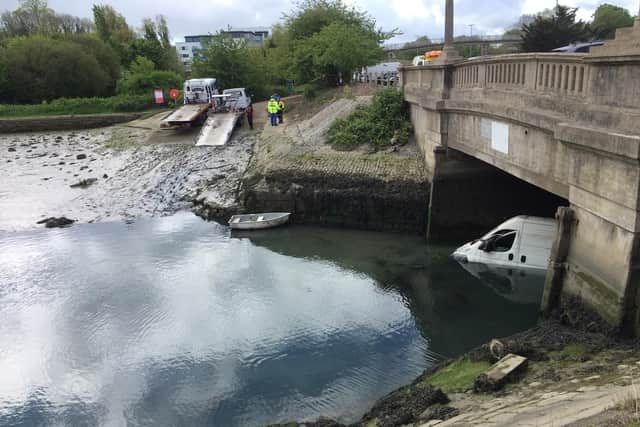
top-left (228, 212), bottom-right (291, 230)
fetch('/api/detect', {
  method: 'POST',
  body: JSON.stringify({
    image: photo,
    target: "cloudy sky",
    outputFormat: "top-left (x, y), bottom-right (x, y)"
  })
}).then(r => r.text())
top-left (1, 0), bottom-right (638, 43)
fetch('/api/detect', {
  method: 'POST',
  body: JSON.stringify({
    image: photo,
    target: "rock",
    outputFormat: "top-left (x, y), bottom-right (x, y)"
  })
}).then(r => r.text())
top-left (76, 153), bottom-right (87, 160)
top-left (103, 174), bottom-right (109, 179)
top-left (474, 353), bottom-right (528, 393)
top-left (489, 339), bottom-right (506, 361)
top-left (36, 217), bottom-right (75, 228)
top-left (529, 381), bottom-right (542, 387)
top-left (8, 147), bottom-right (16, 152)
top-left (70, 178), bottom-right (98, 188)
top-left (418, 404), bottom-right (459, 422)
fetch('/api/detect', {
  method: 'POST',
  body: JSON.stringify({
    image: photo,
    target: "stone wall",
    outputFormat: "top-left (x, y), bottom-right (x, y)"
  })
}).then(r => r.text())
top-left (0, 113), bottom-right (144, 134)
top-left (241, 154), bottom-right (430, 234)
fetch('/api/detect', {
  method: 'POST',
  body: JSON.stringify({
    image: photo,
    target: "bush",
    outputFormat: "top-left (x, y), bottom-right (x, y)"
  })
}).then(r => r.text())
top-left (3, 36), bottom-right (119, 103)
top-left (116, 57), bottom-right (182, 96)
top-left (0, 94), bottom-right (154, 117)
top-left (327, 88), bottom-right (411, 150)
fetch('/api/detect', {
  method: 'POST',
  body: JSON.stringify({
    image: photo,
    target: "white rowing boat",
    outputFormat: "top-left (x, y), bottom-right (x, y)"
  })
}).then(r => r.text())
top-left (228, 212), bottom-right (291, 230)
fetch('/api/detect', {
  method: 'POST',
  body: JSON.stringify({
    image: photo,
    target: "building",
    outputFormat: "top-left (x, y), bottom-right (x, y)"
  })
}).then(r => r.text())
top-left (175, 28), bottom-right (270, 73)
top-left (175, 35), bottom-right (214, 73)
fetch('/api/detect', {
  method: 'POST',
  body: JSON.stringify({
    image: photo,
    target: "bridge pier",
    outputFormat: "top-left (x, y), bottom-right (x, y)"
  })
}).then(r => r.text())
top-left (401, 19), bottom-right (640, 335)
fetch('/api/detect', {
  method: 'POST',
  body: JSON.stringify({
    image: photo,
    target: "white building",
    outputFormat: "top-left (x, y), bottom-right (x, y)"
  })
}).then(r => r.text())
top-left (176, 28), bottom-right (270, 73)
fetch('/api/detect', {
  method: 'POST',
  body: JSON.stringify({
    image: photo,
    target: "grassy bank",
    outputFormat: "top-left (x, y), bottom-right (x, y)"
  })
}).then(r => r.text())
top-left (0, 94), bottom-right (163, 118)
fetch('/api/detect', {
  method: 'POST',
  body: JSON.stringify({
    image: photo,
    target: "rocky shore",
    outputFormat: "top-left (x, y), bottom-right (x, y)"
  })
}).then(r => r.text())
top-left (0, 113), bottom-right (255, 232)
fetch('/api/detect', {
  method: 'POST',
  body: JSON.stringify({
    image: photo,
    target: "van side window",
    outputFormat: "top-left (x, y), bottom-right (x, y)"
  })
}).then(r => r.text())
top-left (482, 229), bottom-right (517, 252)
top-left (492, 231), bottom-right (517, 252)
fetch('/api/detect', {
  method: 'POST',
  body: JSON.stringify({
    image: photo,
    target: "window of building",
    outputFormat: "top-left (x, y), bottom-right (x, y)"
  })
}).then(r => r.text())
top-left (182, 54), bottom-right (190, 58)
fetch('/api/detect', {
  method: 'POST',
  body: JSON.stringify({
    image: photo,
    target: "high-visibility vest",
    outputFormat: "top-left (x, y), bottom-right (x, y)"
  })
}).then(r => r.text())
top-left (278, 101), bottom-right (285, 111)
top-left (267, 100), bottom-right (278, 113)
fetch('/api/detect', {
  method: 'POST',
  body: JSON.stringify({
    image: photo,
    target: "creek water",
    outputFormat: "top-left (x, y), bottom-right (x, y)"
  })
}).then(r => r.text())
top-left (0, 212), bottom-right (543, 426)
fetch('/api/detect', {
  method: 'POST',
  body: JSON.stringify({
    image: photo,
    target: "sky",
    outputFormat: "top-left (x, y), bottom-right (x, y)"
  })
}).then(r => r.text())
top-left (1, 0), bottom-right (638, 43)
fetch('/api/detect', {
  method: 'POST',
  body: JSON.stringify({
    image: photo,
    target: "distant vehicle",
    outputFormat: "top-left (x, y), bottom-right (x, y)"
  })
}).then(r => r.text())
top-left (413, 55), bottom-right (426, 66)
top-left (183, 78), bottom-right (219, 104)
top-left (552, 41), bottom-right (604, 53)
top-left (425, 50), bottom-right (442, 62)
top-left (452, 215), bottom-right (557, 270)
top-left (222, 88), bottom-right (252, 111)
top-left (228, 213), bottom-right (291, 230)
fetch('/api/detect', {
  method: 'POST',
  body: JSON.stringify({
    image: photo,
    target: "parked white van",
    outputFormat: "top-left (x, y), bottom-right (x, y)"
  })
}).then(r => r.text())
top-left (452, 216), bottom-right (557, 270)
top-left (184, 78), bottom-right (219, 104)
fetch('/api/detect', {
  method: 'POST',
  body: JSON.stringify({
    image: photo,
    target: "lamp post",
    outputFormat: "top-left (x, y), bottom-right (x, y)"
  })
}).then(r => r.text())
top-left (437, 0), bottom-right (462, 63)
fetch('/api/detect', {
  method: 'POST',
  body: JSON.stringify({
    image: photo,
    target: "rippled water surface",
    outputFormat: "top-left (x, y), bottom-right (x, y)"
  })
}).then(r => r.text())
top-left (0, 213), bottom-right (544, 426)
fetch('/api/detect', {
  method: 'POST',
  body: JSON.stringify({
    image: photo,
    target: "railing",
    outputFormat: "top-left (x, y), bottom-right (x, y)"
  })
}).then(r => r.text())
top-left (403, 53), bottom-right (590, 97)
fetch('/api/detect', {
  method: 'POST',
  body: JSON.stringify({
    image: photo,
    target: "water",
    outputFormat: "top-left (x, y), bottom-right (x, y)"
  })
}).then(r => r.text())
top-left (0, 213), bottom-right (544, 426)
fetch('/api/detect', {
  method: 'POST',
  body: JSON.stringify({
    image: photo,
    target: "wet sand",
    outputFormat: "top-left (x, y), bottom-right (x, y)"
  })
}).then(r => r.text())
top-left (0, 109), bottom-right (266, 232)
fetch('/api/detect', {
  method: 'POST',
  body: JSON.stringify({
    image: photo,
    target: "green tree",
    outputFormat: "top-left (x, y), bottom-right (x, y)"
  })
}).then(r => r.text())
top-left (116, 56), bottom-right (182, 96)
top-left (62, 33), bottom-right (121, 94)
top-left (128, 16), bottom-right (182, 73)
top-left (4, 36), bottom-right (112, 102)
top-left (192, 34), bottom-right (267, 97)
top-left (92, 4), bottom-right (135, 63)
top-left (521, 5), bottom-right (589, 52)
top-left (276, 0), bottom-right (390, 86)
top-left (590, 3), bottom-right (634, 39)
top-left (1, 0), bottom-right (92, 36)
top-left (301, 22), bottom-right (383, 84)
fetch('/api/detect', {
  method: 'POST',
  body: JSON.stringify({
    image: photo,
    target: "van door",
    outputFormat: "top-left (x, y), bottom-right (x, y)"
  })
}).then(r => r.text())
top-left (476, 226), bottom-right (521, 267)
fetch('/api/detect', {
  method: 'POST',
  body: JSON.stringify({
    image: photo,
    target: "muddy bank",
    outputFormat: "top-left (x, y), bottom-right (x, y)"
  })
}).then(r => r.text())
top-left (0, 113), bottom-right (146, 133)
top-left (0, 116), bottom-right (256, 232)
top-left (228, 97), bottom-right (430, 234)
top-left (278, 301), bottom-right (637, 427)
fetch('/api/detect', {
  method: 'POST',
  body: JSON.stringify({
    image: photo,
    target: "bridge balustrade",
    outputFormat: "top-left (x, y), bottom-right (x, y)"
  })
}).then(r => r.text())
top-left (403, 54), bottom-right (593, 99)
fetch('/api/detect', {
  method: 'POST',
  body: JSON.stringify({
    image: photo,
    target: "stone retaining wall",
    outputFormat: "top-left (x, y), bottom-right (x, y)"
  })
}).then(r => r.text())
top-left (0, 113), bottom-right (145, 133)
top-left (239, 154), bottom-right (430, 234)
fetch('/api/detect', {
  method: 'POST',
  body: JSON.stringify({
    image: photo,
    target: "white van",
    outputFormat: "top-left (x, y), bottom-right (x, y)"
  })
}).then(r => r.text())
top-left (184, 78), bottom-right (219, 104)
top-left (222, 88), bottom-right (251, 111)
top-left (452, 216), bottom-right (557, 270)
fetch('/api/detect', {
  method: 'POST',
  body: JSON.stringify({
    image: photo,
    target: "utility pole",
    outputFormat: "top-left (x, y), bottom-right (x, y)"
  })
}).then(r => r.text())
top-left (468, 24), bottom-right (474, 38)
top-left (437, 0), bottom-right (461, 63)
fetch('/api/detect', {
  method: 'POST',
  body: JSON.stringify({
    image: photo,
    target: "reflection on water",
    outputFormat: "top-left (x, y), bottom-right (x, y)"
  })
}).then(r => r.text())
top-left (0, 213), bottom-right (543, 426)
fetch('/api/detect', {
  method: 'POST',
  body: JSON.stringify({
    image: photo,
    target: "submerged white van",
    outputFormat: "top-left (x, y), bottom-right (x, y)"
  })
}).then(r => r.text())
top-left (452, 216), bottom-right (557, 270)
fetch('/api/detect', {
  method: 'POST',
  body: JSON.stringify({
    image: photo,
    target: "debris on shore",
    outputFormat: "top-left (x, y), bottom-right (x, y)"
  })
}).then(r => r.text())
top-left (36, 216), bottom-right (75, 228)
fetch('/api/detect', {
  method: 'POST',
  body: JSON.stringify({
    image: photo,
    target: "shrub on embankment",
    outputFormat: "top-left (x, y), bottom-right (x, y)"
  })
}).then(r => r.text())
top-left (0, 95), bottom-right (155, 117)
top-left (327, 88), bottom-right (411, 151)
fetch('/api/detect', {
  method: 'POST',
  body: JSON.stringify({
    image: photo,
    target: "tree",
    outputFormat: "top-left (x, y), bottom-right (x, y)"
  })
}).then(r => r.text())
top-left (300, 22), bottom-right (383, 85)
top-left (276, 0), bottom-right (389, 86)
top-left (1, 0), bottom-right (92, 36)
top-left (192, 33), bottom-right (267, 97)
top-left (4, 36), bottom-right (112, 102)
top-left (127, 16), bottom-right (182, 72)
top-left (521, 5), bottom-right (589, 52)
top-left (63, 33), bottom-right (121, 94)
top-left (116, 56), bottom-right (182, 96)
top-left (590, 4), bottom-right (634, 39)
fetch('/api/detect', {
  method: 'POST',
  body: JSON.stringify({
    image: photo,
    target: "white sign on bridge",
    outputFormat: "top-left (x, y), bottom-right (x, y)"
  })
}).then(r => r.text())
top-left (481, 118), bottom-right (509, 154)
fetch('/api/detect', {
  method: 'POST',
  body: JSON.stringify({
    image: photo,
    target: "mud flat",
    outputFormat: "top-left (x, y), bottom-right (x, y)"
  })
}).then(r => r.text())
top-left (218, 98), bottom-right (430, 234)
top-left (0, 112), bottom-right (256, 232)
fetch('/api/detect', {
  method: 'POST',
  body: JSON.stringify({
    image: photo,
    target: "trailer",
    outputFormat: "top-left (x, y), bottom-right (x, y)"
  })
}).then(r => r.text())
top-left (160, 85), bottom-right (249, 147)
top-left (160, 103), bottom-right (211, 128)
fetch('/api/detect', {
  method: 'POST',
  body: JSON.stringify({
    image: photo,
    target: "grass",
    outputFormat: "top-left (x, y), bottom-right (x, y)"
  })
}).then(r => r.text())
top-left (423, 358), bottom-right (491, 393)
top-left (0, 95), bottom-right (160, 118)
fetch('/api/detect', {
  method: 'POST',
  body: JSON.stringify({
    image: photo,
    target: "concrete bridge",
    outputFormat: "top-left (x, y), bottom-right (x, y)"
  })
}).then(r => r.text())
top-left (401, 7), bottom-right (640, 335)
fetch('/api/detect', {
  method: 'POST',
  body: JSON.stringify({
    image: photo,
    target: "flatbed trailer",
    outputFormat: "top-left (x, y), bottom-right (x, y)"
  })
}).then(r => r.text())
top-left (195, 112), bottom-right (243, 146)
top-left (160, 103), bottom-right (211, 128)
